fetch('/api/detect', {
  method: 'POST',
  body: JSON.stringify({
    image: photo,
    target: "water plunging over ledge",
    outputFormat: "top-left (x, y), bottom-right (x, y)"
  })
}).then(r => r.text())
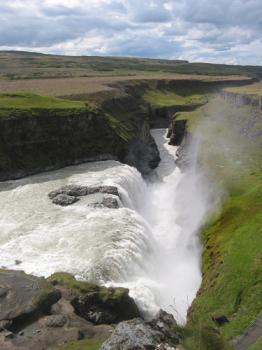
top-left (0, 129), bottom-right (205, 324)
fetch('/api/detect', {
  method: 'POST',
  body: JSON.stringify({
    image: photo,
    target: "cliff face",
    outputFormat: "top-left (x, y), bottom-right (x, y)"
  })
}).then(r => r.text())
top-left (222, 90), bottom-right (262, 110)
top-left (0, 98), bottom-right (160, 181)
top-left (0, 78), bottom-right (255, 181)
top-left (0, 110), bottom-right (126, 181)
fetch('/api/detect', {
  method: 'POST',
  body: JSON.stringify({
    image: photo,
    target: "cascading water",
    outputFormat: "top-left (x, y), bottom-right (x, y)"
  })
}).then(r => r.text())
top-left (0, 128), bottom-right (206, 325)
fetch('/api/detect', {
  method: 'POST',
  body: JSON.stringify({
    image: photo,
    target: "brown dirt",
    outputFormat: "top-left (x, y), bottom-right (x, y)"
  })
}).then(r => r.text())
top-left (0, 74), bottom-right (250, 97)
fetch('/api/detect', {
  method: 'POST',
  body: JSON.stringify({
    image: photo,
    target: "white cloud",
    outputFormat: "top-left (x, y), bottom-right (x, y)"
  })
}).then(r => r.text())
top-left (0, 0), bottom-right (261, 64)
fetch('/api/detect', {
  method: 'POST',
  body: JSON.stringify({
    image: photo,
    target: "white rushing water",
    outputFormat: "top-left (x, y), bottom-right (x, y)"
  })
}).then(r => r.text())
top-left (0, 129), bottom-right (204, 324)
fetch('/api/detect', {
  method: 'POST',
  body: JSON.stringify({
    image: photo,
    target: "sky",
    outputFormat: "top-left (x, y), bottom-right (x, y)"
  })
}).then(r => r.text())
top-left (0, 0), bottom-right (261, 65)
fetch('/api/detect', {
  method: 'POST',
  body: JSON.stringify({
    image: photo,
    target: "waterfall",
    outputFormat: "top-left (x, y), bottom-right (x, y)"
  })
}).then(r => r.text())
top-left (0, 129), bottom-right (206, 325)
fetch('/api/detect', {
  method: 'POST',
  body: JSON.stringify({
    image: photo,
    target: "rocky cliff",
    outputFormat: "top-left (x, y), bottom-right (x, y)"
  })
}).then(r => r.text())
top-left (0, 78), bottom-right (255, 181)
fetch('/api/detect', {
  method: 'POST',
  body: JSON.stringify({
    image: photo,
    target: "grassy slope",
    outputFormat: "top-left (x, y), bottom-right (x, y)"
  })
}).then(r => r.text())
top-left (174, 96), bottom-right (262, 349)
top-left (0, 51), bottom-right (261, 80)
top-left (144, 89), bottom-right (207, 107)
top-left (0, 92), bottom-right (90, 119)
top-left (0, 93), bottom-right (85, 109)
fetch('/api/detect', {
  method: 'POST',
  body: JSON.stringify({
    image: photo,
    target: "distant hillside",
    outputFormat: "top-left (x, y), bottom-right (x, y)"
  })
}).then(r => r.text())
top-left (0, 50), bottom-right (261, 80)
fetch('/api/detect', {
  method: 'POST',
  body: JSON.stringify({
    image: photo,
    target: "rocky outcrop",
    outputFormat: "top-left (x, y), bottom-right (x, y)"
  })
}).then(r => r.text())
top-left (47, 273), bottom-right (140, 325)
top-left (0, 269), bottom-right (61, 333)
top-left (52, 194), bottom-right (80, 206)
top-left (96, 197), bottom-right (119, 209)
top-left (175, 132), bottom-right (198, 170)
top-left (100, 309), bottom-right (181, 350)
top-left (124, 132), bottom-right (160, 175)
top-left (168, 120), bottom-right (187, 146)
top-left (48, 185), bottom-right (120, 208)
top-left (0, 270), bottom-right (141, 349)
top-left (222, 91), bottom-right (262, 110)
top-left (0, 78), bottom-right (255, 181)
top-left (165, 118), bottom-right (194, 170)
top-left (0, 109), bottom-right (126, 181)
top-left (49, 185), bottom-right (119, 199)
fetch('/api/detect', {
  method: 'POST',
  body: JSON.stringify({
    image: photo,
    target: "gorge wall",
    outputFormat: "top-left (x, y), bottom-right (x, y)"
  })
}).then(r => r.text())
top-left (0, 78), bottom-right (255, 181)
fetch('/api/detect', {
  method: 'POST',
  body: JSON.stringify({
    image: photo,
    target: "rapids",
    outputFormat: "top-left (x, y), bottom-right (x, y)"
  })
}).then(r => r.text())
top-left (0, 129), bottom-right (204, 324)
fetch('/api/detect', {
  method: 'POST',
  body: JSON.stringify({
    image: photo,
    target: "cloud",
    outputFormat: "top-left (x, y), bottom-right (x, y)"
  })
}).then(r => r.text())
top-left (0, 0), bottom-right (261, 64)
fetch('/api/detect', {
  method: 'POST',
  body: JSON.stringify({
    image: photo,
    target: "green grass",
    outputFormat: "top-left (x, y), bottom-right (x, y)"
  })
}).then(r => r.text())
top-left (0, 93), bottom-right (85, 109)
top-left (190, 172), bottom-right (262, 336)
top-left (0, 92), bottom-right (94, 119)
top-left (47, 272), bottom-right (129, 304)
top-left (106, 114), bottom-right (134, 141)
top-left (54, 339), bottom-right (103, 350)
top-left (143, 89), bottom-right (207, 107)
top-left (176, 96), bottom-right (262, 348)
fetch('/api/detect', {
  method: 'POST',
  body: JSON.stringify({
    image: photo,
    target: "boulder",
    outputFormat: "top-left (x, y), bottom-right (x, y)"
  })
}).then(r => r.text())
top-left (100, 318), bottom-right (163, 350)
top-left (52, 194), bottom-right (79, 206)
top-left (47, 273), bottom-right (140, 325)
top-left (150, 309), bottom-right (180, 345)
top-left (168, 120), bottom-right (187, 146)
top-left (49, 185), bottom-right (119, 199)
top-left (0, 269), bottom-right (61, 331)
top-left (49, 185), bottom-right (120, 207)
top-left (92, 197), bottom-right (119, 209)
top-left (100, 311), bottom-right (180, 350)
top-left (0, 279), bottom-right (113, 350)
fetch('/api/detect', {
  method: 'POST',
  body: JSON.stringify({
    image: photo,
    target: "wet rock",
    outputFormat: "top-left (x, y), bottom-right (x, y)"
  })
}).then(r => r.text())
top-left (49, 185), bottom-right (120, 206)
top-left (124, 138), bottom-right (160, 175)
top-left (47, 273), bottom-right (140, 325)
top-left (100, 311), bottom-right (180, 350)
top-left (166, 127), bottom-right (172, 138)
top-left (150, 309), bottom-right (180, 345)
top-left (175, 132), bottom-right (198, 170)
top-left (168, 120), bottom-right (187, 146)
top-left (92, 197), bottom-right (119, 209)
top-left (101, 197), bottom-right (119, 209)
top-left (52, 194), bottom-right (79, 206)
top-left (0, 269), bottom-right (61, 331)
top-left (71, 287), bottom-right (140, 325)
top-left (49, 185), bottom-right (119, 199)
top-left (99, 186), bottom-right (119, 197)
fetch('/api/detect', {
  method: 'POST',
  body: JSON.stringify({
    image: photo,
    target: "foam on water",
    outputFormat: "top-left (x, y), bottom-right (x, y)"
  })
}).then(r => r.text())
top-left (0, 129), bottom-right (204, 324)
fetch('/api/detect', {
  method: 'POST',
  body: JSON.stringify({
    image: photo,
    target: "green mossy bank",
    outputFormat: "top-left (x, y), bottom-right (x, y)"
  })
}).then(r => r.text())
top-left (172, 95), bottom-right (262, 349)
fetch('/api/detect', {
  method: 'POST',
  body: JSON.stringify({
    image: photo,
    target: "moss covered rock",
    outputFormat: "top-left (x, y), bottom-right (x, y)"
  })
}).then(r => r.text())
top-left (47, 273), bottom-right (140, 325)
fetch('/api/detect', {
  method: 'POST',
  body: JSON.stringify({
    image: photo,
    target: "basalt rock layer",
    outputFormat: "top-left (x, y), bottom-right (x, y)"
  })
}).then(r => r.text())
top-left (0, 78), bottom-right (254, 181)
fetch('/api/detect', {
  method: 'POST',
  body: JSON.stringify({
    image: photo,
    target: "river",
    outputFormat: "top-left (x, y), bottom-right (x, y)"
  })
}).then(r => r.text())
top-left (0, 129), bottom-right (204, 324)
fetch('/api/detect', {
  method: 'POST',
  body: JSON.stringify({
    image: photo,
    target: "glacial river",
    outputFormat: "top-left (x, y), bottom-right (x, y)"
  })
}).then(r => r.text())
top-left (0, 129), bottom-right (205, 324)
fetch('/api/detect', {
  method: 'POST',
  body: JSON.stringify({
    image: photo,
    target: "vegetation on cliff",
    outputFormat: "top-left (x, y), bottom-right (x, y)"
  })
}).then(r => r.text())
top-left (173, 95), bottom-right (262, 349)
top-left (144, 89), bottom-right (207, 107)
